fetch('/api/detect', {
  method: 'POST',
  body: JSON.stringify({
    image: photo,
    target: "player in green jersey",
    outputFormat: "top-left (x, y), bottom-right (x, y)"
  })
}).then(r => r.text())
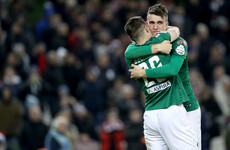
top-left (124, 16), bottom-right (198, 150)
top-left (127, 4), bottom-right (201, 150)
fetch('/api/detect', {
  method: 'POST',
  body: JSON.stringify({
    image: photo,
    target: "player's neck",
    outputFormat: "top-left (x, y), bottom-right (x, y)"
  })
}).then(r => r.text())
top-left (136, 35), bottom-right (150, 45)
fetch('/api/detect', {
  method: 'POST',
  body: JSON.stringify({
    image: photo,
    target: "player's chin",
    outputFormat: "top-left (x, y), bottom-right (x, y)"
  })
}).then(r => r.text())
top-left (152, 31), bottom-right (159, 36)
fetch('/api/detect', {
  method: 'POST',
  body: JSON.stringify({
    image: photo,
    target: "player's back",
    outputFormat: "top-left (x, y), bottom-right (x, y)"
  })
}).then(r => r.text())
top-left (132, 53), bottom-right (188, 111)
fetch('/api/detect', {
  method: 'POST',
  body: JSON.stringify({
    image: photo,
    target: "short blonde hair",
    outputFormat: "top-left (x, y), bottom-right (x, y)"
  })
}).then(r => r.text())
top-left (51, 116), bottom-right (68, 129)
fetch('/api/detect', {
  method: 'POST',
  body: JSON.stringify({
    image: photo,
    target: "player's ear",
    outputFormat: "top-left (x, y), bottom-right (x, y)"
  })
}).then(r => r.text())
top-left (166, 22), bottom-right (169, 28)
top-left (144, 25), bottom-right (147, 32)
top-left (144, 25), bottom-right (150, 33)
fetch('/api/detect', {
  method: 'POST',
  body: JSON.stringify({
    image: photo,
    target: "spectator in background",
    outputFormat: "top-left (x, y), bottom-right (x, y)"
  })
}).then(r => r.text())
top-left (116, 84), bottom-right (142, 121)
top-left (6, 21), bottom-right (35, 58)
top-left (56, 111), bottom-right (80, 150)
top-left (189, 69), bottom-right (206, 101)
top-left (17, 65), bottom-right (46, 105)
top-left (170, 5), bottom-right (193, 38)
top-left (82, 66), bottom-right (107, 124)
top-left (62, 53), bottom-right (84, 98)
top-left (187, 34), bottom-right (200, 68)
top-left (94, 29), bottom-right (113, 58)
top-left (72, 102), bottom-right (98, 140)
top-left (44, 115), bottom-right (71, 150)
top-left (125, 108), bottom-right (145, 150)
top-left (213, 16), bottom-right (230, 51)
top-left (50, 22), bottom-right (70, 50)
top-left (96, 53), bottom-right (116, 84)
top-left (41, 13), bottom-right (62, 50)
top-left (100, 109), bottom-right (125, 150)
top-left (107, 77), bottom-right (125, 104)
top-left (42, 50), bottom-right (64, 117)
top-left (5, 51), bottom-right (20, 71)
top-left (19, 105), bottom-right (48, 150)
top-left (195, 23), bottom-right (215, 83)
top-left (100, 6), bottom-right (122, 38)
top-left (68, 27), bottom-right (91, 57)
top-left (13, 14), bottom-right (36, 57)
top-left (12, 43), bottom-right (30, 78)
top-left (200, 86), bottom-right (222, 122)
top-left (30, 42), bottom-right (47, 75)
top-left (2, 66), bottom-right (21, 93)
top-left (74, 33), bottom-right (95, 72)
top-left (75, 133), bottom-right (100, 150)
top-left (0, 86), bottom-right (23, 150)
top-left (207, 42), bottom-right (227, 83)
top-left (0, 28), bottom-right (7, 73)
top-left (0, 132), bottom-right (6, 150)
top-left (199, 86), bottom-right (222, 149)
top-left (4, 52), bottom-right (23, 85)
top-left (213, 65), bottom-right (230, 118)
top-left (57, 84), bottom-right (72, 113)
top-left (35, 1), bottom-right (56, 39)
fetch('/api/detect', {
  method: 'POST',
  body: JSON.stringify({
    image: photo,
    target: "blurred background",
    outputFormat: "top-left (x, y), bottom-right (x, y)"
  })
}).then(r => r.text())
top-left (0, 0), bottom-right (230, 150)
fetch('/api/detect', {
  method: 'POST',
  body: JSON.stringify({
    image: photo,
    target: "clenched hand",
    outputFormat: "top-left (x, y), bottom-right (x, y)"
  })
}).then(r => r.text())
top-left (129, 64), bottom-right (146, 79)
top-left (152, 40), bottom-right (172, 54)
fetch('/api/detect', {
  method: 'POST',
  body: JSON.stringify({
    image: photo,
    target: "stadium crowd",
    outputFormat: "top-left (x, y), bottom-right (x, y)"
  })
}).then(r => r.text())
top-left (0, 0), bottom-right (230, 150)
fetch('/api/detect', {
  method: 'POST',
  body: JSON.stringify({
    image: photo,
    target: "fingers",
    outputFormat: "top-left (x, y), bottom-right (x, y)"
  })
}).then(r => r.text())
top-left (130, 71), bottom-right (134, 79)
top-left (169, 44), bottom-right (172, 49)
top-left (131, 64), bottom-right (137, 68)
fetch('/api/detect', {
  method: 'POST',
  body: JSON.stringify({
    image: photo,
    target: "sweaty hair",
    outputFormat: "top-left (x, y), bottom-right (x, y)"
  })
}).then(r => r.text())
top-left (147, 4), bottom-right (168, 22)
top-left (124, 16), bottom-right (146, 43)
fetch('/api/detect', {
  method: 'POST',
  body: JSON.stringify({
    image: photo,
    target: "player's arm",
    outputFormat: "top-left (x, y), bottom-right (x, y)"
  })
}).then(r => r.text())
top-left (129, 39), bottom-right (187, 79)
top-left (124, 48), bottom-right (134, 69)
top-left (125, 41), bottom-right (171, 60)
top-left (167, 26), bottom-right (180, 42)
top-left (125, 29), bottom-right (180, 60)
top-left (129, 54), bottom-right (184, 78)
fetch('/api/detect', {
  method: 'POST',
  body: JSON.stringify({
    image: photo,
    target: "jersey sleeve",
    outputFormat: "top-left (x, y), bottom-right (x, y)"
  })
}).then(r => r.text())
top-left (171, 38), bottom-right (188, 59)
top-left (145, 38), bottom-right (187, 78)
top-left (125, 32), bottom-right (171, 60)
top-left (125, 57), bottom-right (132, 69)
top-left (125, 44), bottom-right (152, 59)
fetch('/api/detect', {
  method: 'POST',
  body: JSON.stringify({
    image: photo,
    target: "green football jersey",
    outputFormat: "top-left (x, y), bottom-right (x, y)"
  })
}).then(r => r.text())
top-left (172, 38), bottom-right (200, 111)
top-left (126, 35), bottom-right (199, 112)
top-left (125, 32), bottom-right (189, 111)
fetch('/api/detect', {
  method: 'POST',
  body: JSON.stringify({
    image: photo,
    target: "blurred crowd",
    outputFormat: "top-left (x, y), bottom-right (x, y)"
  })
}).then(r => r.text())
top-left (0, 0), bottom-right (230, 150)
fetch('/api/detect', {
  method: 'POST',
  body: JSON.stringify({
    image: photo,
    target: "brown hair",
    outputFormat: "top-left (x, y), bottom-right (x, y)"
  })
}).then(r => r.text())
top-left (124, 16), bottom-right (146, 43)
top-left (147, 4), bottom-right (168, 22)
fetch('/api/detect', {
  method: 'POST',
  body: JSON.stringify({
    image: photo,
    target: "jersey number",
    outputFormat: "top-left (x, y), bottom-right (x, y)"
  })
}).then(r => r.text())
top-left (138, 56), bottom-right (166, 87)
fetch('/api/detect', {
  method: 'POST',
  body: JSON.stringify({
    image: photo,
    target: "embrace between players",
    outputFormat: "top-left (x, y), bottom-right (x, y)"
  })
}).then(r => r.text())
top-left (124, 4), bottom-right (201, 150)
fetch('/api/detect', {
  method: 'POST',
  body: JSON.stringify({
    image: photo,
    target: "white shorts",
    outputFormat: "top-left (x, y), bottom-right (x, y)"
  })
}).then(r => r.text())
top-left (144, 104), bottom-right (199, 150)
top-left (188, 107), bottom-right (201, 150)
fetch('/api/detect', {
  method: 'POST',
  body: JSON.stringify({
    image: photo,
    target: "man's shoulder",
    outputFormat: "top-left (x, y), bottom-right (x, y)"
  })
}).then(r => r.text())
top-left (124, 43), bottom-right (135, 58)
top-left (125, 43), bottom-right (135, 51)
top-left (172, 37), bottom-right (187, 47)
top-left (155, 31), bottom-right (170, 41)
